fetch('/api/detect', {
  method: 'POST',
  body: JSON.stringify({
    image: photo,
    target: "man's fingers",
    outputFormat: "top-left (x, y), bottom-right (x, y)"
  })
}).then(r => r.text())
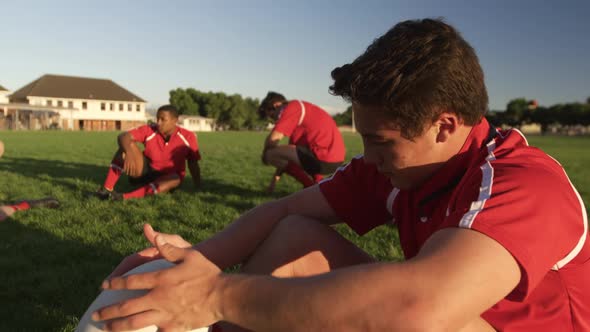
top-left (144, 224), bottom-right (159, 245)
top-left (103, 270), bottom-right (162, 290)
top-left (98, 308), bottom-right (163, 332)
top-left (156, 235), bottom-right (188, 263)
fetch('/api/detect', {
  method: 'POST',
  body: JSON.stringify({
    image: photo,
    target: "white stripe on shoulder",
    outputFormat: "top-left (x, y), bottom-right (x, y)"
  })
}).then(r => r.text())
top-left (551, 169), bottom-right (588, 270)
top-left (458, 139), bottom-right (497, 229)
top-left (145, 132), bottom-right (156, 142)
top-left (177, 131), bottom-right (191, 147)
top-left (319, 154), bottom-right (363, 184)
top-left (511, 128), bottom-right (529, 146)
top-left (386, 188), bottom-right (400, 215)
top-left (297, 100), bottom-right (306, 126)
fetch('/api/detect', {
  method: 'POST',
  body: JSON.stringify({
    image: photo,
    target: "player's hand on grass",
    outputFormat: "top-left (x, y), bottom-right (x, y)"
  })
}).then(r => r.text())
top-left (95, 235), bottom-right (223, 332)
top-left (107, 224), bottom-right (192, 279)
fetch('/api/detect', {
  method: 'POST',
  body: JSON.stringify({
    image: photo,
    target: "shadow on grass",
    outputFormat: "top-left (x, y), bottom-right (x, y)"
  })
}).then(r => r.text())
top-left (195, 177), bottom-right (295, 213)
top-left (0, 220), bottom-right (123, 331)
top-left (0, 156), bottom-right (107, 192)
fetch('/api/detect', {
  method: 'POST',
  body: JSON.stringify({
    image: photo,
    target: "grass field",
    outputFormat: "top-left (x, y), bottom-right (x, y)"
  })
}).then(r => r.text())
top-left (0, 130), bottom-right (589, 331)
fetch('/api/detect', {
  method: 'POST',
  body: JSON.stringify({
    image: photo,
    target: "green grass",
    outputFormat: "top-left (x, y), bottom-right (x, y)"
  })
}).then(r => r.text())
top-left (0, 131), bottom-right (588, 331)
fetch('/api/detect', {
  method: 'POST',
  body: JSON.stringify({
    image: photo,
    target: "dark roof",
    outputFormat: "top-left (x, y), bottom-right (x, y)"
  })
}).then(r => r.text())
top-left (0, 84), bottom-right (7, 91)
top-left (10, 74), bottom-right (146, 103)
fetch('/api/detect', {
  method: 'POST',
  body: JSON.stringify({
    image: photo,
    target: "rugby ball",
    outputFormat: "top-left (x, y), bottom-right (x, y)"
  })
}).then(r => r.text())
top-left (76, 259), bottom-right (209, 332)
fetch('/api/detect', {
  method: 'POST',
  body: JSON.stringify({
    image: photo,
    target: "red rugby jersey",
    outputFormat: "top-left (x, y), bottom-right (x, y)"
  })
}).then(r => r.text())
top-left (273, 100), bottom-right (345, 163)
top-left (129, 124), bottom-right (201, 178)
top-left (319, 119), bottom-right (589, 331)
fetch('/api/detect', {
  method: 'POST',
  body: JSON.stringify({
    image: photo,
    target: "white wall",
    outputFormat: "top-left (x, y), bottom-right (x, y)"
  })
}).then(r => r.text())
top-left (27, 96), bottom-right (147, 121)
top-left (180, 117), bottom-right (214, 132)
top-left (0, 91), bottom-right (9, 104)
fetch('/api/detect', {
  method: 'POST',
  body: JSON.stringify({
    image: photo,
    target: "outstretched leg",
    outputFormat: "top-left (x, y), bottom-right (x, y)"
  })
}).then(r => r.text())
top-left (117, 173), bottom-right (182, 200)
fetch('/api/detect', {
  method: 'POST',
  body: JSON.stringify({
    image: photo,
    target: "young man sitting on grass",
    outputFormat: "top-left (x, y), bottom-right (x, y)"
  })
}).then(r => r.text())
top-left (88, 19), bottom-right (589, 332)
top-left (93, 105), bottom-right (201, 201)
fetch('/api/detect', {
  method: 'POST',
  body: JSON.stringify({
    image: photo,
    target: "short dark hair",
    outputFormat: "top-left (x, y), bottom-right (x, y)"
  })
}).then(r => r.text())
top-left (157, 104), bottom-right (179, 118)
top-left (330, 18), bottom-right (488, 138)
top-left (258, 91), bottom-right (287, 119)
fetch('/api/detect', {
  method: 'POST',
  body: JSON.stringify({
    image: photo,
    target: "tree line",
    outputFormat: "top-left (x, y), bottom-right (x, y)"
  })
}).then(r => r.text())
top-left (169, 88), bottom-right (266, 130)
top-left (170, 88), bottom-right (590, 134)
top-left (486, 98), bottom-right (590, 133)
top-left (331, 97), bottom-right (590, 134)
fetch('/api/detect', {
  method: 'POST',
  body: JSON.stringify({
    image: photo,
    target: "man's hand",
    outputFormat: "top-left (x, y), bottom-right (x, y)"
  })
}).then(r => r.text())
top-left (122, 146), bottom-right (144, 177)
top-left (94, 236), bottom-right (223, 332)
top-left (107, 224), bottom-right (192, 279)
top-left (266, 171), bottom-right (282, 193)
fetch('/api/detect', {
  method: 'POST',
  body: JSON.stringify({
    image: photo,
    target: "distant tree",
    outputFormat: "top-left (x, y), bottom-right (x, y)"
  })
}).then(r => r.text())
top-left (333, 106), bottom-right (353, 126)
top-left (505, 98), bottom-right (531, 127)
top-left (169, 88), bottom-right (199, 115)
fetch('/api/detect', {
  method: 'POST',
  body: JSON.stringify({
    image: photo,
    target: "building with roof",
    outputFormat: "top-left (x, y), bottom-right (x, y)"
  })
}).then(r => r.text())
top-left (1, 74), bottom-right (147, 130)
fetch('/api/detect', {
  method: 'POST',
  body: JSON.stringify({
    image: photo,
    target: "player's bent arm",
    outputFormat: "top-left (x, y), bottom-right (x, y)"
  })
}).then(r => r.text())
top-left (187, 159), bottom-right (201, 188)
top-left (194, 185), bottom-right (341, 270)
top-left (262, 130), bottom-right (284, 156)
top-left (117, 132), bottom-right (134, 150)
top-left (216, 228), bottom-right (519, 331)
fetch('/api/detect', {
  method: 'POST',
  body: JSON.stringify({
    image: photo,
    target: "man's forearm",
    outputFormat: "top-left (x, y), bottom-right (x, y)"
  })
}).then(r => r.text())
top-left (188, 160), bottom-right (201, 188)
top-left (217, 262), bottom-right (495, 332)
top-left (117, 133), bottom-right (137, 153)
top-left (217, 262), bottom-right (435, 332)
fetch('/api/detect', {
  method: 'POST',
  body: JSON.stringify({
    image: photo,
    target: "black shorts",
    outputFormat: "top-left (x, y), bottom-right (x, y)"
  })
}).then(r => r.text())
top-left (296, 146), bottom-right (342, 176)
top-left (128, 156), bottom-right (164, 186)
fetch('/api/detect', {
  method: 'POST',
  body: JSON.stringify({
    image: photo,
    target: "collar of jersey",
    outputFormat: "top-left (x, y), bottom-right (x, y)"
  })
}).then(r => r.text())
top-left (408, 118), bottom-right (493, 205)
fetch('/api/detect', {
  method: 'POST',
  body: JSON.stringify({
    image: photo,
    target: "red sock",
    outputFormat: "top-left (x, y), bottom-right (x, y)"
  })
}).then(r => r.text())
top-left (10, 201), bottom-right (30, 211)
top-left (103, 159), bottom-right (123, 190)
top-left (284, 162), bottom-right (314, 187)
top-left (123, 182), bottom-right (159, 200)
top-left (313, 174), bottom-right (324, 183)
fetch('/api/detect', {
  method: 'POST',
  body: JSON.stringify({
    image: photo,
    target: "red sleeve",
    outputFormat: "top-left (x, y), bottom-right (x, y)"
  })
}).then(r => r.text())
top-left (319, 156), bottom-right (394, 235)
top-left (128, 124), bottom-right (154, 143)
top-left (187, 131), bottom-right (201, 161)
top-left (445, 158), bottom-right (586, 301)
top-left (273, 100), bottom-right (302, 137)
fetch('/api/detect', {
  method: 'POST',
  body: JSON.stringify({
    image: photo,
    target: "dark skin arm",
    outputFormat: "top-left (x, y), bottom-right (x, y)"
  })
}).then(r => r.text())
top-left (187, 159), bottom-right (201, 189)
top-left (117, 132), bottom-right (143, 177)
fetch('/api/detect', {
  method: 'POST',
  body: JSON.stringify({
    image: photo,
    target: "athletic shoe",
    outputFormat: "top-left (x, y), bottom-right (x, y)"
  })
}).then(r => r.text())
top-left (26, 197), bottom-right (60, 209)
top-left (109, 191), bottom-right (124, 201)
top-left (92, 187), bottom-right (113, 200)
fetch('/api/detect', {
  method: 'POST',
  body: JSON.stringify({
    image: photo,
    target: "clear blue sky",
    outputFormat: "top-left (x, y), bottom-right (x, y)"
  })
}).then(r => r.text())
top-left (2, 0), bottom-right (588, 113)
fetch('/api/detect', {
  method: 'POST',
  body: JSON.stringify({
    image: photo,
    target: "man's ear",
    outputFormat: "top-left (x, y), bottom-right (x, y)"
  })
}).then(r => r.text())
top-left (435, 112), bottom-right (461, 143)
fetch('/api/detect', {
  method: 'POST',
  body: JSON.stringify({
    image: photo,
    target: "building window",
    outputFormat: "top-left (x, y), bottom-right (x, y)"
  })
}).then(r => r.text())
top-left (136, 104), bottom-right (141, 112)
top-left (68, 101), bottom-right (74, 108)
top-left (110, 103), bottom-right (114, 111)
top-left (82, 101), bottom-right (88, 110)
top-left (119, 103), bottom-right (124, 111)
top-left (47, 100), bottom-right (53, 106)
top-left (57, 100), bottom-right (63, 107)
top-left (101, 102), bottom-right (106, 111)
top-left (128, 104), bottom-right (132, 112)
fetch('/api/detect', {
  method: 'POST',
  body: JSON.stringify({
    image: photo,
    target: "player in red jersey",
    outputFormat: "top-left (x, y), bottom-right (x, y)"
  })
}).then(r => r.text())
top-left (88, 19), bottom-right (589, 332)
top-left (93, 105), bottom-right (201, 201)
top-left (258, 92), bottom-right (345, 192)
